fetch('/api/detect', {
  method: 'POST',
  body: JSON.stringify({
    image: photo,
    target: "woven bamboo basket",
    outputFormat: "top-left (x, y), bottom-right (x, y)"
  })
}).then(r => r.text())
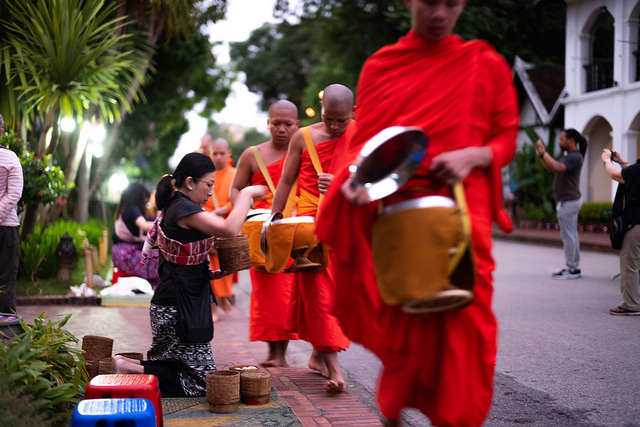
top-left (206, 370), bottom-right (240, 414)
top-left (98, 357), bottom-right (113, 375)
top-left (85, 359), bottom-right (99, 380)
top-left (82, 335), bottom-right (113, 361)
top-left (215, 235), bottom-right (251, 272)
top-left (115, 352), bottom-right (144, 360)
top-left (240, 370), bottom-right (271, 405)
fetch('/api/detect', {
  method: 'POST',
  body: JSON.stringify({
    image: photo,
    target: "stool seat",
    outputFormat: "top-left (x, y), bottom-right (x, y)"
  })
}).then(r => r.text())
top-left (72, 398), bottom-right (156, 426)
top-left (85, 374), bottom-right (163, 427)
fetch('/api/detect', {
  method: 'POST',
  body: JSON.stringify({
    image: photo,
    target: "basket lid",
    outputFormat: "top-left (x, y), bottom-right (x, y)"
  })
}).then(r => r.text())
top-left (349, 126), bottom-right (428, 202)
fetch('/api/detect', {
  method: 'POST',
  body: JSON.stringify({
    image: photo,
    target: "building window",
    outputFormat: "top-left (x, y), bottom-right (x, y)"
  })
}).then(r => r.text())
top-left (585, 8), bottom-right (614, 92)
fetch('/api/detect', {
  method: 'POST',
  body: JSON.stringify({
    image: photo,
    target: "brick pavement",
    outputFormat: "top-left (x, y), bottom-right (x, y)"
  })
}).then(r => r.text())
top-left (17, 286), bottom-right (383, 426)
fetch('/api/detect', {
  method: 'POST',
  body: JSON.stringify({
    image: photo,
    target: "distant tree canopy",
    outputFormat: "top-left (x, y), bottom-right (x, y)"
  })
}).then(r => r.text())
top-left (232, 0), bottom-right (565, 115)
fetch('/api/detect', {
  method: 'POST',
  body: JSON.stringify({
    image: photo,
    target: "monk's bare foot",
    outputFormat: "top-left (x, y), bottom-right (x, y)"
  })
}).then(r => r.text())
top-left (308, 352), bottom-right (329, 378)
top-left (220, 297), bottom-right (233, 313)
top-left (261, 358), bottom-right (289, 368)
top-left (324, 379), bottom-right (345, 394)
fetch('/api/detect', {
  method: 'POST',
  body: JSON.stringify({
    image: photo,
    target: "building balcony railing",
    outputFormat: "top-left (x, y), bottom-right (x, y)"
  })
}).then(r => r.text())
top-left (583, 59), bottom-right (614, 92)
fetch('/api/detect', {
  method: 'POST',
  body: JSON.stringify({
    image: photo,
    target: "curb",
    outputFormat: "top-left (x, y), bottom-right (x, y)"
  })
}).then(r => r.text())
top-left (17, 295), bottom-right (102, 306)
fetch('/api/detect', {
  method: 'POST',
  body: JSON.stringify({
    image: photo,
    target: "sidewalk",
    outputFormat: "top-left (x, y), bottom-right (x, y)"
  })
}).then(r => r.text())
top-left (16, 278), bottom-right (382, 427)
top-left (492, 224), bottom-right (616, 254)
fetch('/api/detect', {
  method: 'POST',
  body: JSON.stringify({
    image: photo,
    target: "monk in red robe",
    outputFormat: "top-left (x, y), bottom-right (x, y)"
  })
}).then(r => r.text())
top-left (231, 100), bottom-right (301, 367)
top-left (270, 84), bottom-right (353, 394)
top-left (316, 1), bottom-right (519, 425)
top-left (201, 137), bottom-right (236, 321)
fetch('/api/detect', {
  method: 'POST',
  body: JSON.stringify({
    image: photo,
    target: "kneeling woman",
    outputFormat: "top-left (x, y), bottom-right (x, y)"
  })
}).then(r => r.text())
top-left (113, 152), bottom-right (267, 396)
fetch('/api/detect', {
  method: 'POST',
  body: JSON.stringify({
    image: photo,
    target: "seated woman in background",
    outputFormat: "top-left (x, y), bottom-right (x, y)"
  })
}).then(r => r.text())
top-left (113, 152), bottom-right (267, 397)
top-left (112, 182), bottom-right (159, 288)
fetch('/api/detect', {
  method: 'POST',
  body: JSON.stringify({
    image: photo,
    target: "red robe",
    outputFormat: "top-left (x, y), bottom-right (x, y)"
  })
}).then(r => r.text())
top-left (290, 136), bottom-right (350, 352)
top-left (249, 158), bottom-right (299, 342)
top-left (316, 32), bottom-right (518, 426)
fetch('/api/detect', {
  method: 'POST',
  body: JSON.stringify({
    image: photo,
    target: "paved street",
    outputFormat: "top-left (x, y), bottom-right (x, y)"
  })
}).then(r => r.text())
top-left (17, 239), bottom-right (640, 426)
top-left (241, 239), bottom-right (640, 426)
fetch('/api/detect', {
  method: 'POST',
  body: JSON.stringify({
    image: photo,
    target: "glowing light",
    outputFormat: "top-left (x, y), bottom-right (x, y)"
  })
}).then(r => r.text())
top-left (60, 117), bottom-right (76, 132)
top-left (108, 172), bottom-right (129, 202)
top-left (318, 90), bottom-right (324, 100)
top-left (305, 107), bottom-right (316, 117)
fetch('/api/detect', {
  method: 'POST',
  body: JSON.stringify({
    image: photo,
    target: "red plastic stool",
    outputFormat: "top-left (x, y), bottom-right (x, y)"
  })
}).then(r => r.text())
top-left (84, 374), bottom-right (163, 427)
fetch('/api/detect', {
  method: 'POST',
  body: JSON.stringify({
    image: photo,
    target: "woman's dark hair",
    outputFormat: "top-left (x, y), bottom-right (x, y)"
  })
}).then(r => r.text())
top-left (115, 183), bottom-right (150, 218)
top-left (156, 152), bottom-right (215, 211)
top-left (564, 128), bottom-right (587, 157)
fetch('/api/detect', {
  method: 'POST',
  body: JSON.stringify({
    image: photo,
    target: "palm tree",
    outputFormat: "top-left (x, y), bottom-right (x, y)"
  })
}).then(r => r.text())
top-left (1, 0), bottom-right (147, 227)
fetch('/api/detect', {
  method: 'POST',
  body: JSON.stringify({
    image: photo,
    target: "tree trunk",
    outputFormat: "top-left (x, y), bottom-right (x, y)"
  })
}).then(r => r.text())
top-left (74, 147), bottom-right (92, 223)
top-left (20, 204), bottom-right (39, 239)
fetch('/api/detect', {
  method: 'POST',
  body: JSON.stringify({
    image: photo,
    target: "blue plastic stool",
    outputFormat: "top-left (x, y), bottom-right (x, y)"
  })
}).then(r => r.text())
top-left (71, 398), bottom-right (156, 426)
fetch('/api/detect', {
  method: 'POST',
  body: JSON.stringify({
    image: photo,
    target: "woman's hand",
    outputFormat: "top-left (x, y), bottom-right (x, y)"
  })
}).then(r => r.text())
top-left (601, 148), bottom-right (612, 163)
top-left (318, 173), bottom-right (334, 194)
top-left (242, 185), bottom-right (269, 200)
top-left (535, 139), bottom-right (546, 156)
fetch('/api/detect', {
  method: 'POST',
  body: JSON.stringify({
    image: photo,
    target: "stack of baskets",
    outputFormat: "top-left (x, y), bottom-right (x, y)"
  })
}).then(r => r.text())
top-left (205, 365), bottom-right (272, 412)
top-left (82, 335), bottom-right (114, 379)
top-left (82, 335), bottom-right (145, 378)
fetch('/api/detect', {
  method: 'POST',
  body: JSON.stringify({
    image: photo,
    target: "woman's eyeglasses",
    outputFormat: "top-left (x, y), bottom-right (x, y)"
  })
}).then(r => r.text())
top-left (196, 178), bottom-right (215, 189)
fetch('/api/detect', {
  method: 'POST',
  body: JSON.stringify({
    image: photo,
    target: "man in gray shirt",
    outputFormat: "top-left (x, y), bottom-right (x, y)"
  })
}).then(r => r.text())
top-left (535, 129), bottom-right (587, 279)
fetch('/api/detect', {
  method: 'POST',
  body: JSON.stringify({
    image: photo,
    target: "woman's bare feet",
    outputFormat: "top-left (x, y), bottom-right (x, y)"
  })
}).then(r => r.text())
top-left (308, 350), bottom-right (329, 378)
top-left (112, 355), bottom-right (144, 374)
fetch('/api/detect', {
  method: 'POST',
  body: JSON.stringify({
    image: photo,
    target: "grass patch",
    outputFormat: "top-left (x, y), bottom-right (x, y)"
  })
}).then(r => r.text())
top-left (17, 260), bottom-right (113, 296)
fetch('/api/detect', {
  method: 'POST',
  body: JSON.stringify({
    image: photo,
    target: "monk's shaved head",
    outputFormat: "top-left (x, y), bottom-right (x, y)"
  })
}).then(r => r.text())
top-left (322, 84), bottom-right (354, 110)
top-left (269, 99), bottom-right (298, 117)
top-left (211, 137), bottom-right (229, 149)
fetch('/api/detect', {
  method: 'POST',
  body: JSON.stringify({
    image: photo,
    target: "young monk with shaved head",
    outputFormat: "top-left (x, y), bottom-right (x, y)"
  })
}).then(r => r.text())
top-left (230, 100), bottom-right (301, 367)
top-left (269, 84), bottom-right (354, 393)
top-left (201, 136), bottom-right (236, 321)
top-left (316, 1), bottom-right (519, 425)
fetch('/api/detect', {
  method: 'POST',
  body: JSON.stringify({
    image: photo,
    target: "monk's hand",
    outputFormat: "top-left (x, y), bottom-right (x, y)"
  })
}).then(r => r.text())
top-left (429, 147), bottom-right (492, 186)
top-left (318, 173), bottom-right (334, 194)
top-left (210, 269), bottom-right (233, 280)
top-left (341, 176), bottom-right (371, 205)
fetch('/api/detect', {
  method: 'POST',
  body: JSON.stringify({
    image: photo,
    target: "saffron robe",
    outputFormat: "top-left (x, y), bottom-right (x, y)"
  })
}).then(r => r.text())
top-left (205, 164), bottom-right (236, 298)
top-left (290, 136), bottom-right (350, 352)
top-left (316, 32), bottom-right (518, 426)
top-left (248, 158), bottom-right (299, 342)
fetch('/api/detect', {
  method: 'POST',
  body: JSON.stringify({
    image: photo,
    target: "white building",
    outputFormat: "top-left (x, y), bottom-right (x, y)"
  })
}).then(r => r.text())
top-left (564, 0), bottom-right (640, 202)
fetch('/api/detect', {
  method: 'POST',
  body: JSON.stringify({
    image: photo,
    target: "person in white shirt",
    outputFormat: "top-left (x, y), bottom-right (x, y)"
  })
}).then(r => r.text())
top-left (0, 113), bottom-right (24, 314)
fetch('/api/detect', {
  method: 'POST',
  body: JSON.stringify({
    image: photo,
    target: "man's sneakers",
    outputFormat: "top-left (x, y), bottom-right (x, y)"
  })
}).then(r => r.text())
top-left (552, 268), bottom-right (582, 280)
top-left (609, 306), bottom-right (640, 316)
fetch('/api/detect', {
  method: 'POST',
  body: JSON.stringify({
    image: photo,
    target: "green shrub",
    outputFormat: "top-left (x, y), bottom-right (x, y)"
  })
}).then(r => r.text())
top-left (579, 202), bottom-right (613, 225)
top-left (0, 313), bottom-right (87, 426)
top-left (18, 218), bottom-right (108, 281)
top-left (1, 131), bottom-right (74, 216)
